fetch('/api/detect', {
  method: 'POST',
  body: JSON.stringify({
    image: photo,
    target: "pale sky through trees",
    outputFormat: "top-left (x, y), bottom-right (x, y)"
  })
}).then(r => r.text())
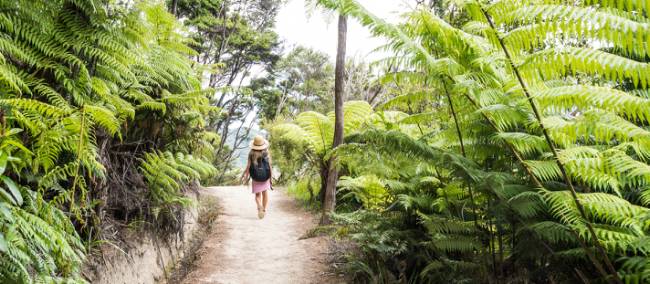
top-left (276, 0), bottom-right (411, 62)
top-left (234, 0), bottom-right (411, 166)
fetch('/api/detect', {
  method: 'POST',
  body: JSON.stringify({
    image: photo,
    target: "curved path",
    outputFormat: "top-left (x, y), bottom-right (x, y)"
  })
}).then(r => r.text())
top-left (182, 186), bottom-right (337, 284)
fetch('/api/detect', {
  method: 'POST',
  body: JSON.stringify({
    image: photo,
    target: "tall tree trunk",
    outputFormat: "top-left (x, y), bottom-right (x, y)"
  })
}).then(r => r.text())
top-left (321, 14), bottom-right (347, 225)
top-left (171, 0), bottom-right (178, 16)
top-left (319, 162), bottom-right (328, 202)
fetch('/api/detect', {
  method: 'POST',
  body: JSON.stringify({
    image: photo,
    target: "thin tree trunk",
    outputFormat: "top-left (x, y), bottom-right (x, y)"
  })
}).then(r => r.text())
top-left (488, 201), bottom-right (498, 281)
top-left (367, 86), bottom-right (383, 106)
top-left (319, 162), bottom-right (328, 202)
top-left (307, 177), bottom-right (315, 203)
top-left (497, 219), bottom-right (504, 279)
top-left (321, 14), bottom-right (347, 225)
top-left (276, 85), bottom-right (290, 118)
top-left (444, 86), bottom-right (480, 229)
top-left (171, 0), bottom-right (178, 16)
top-left (444, 86), bottom-right (465, 156)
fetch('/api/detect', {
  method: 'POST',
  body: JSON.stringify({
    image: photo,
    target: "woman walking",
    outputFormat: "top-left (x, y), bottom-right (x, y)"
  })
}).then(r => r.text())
top-left (240, 135), bottom-right (273, 219)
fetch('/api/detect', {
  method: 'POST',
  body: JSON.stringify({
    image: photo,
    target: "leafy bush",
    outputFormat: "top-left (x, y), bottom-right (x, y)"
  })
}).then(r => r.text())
top-left (0, 0), bottom-right (219, 282)
top-left (0, 173), bottom-right (85, 283)
top-left (286, 176), bottom-right (321, 208)
top-left (304, 0), bottom-right (650, 282)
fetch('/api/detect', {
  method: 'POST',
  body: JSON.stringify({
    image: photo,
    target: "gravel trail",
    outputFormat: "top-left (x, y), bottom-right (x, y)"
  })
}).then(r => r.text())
top-left (181, 186), bottom-right (337, 284)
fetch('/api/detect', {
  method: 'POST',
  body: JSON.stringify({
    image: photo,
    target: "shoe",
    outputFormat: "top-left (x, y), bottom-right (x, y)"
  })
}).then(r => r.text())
top-left (257, 207), bottom-right (265, 219)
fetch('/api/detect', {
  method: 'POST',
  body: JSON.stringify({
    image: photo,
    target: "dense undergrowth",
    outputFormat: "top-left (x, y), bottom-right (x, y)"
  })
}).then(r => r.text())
top-left (273, 0), bottom-right (650, 283)
top-left (0, 1), bottom-right (219, 282)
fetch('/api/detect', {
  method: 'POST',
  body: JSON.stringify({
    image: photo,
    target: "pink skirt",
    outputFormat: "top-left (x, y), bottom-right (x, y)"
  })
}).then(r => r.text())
top-left (252, 179), bottom-right (270, 194)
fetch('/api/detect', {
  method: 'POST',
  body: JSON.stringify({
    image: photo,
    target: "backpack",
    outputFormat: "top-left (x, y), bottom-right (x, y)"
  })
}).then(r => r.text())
top-left (249, 156), bottom-right (271, 182)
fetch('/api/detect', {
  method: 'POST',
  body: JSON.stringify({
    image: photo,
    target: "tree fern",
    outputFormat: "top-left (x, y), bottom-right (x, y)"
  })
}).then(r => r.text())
top-left (140, 151), bottom-right (216, 207)
top-left (274, 100), bottom-right (373, 157)
top-left (0, 0), bottom-right (219, 281)
top-left (0, 186), bottom-right (86, 283)
top-left (309, 0), bottom-right (650, 282)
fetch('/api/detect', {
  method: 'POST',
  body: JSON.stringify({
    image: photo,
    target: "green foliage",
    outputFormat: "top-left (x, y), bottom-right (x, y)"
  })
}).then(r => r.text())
top-left (0, 0), bottom-right (219, 282)
top-left (286, 176), bottom-right (321, 208)
top-left (330, 210), bottom-right (416, 283)
top-left (303, 0), bottom-right (650, 282)
top-left (173, 0), bottom-right (283, 181)
top-left (0, 189), bottom-right (86, 283)
top-left (253, 46), bottom-right (335, 120)
top-left (0, 141), bottom-right (85, 282)
top-left (338, 175), bottom-right (390, 209)
top-left (273, 100), bottom-right (374, 157)
top-left (141, 151), bottom-right (217, 208)
top-left (270, 100), bottom-right (376, 210)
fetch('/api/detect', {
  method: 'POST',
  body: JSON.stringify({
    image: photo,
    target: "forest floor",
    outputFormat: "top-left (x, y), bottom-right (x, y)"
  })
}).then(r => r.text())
top-left (180, 186), bottom-right (342, 284)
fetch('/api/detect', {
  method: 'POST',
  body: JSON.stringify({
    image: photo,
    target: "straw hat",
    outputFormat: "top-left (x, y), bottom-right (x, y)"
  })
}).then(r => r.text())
top-left (250, 135), bottom-right (269, 150)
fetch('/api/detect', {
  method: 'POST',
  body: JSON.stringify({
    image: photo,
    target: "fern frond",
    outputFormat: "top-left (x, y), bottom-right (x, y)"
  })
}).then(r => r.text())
top-left (522, 47), bottom-right (650, 88)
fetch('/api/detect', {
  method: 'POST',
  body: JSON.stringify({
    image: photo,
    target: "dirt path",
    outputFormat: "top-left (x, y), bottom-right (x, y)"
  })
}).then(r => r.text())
top-left (182, 186), bottom-right (338, 284)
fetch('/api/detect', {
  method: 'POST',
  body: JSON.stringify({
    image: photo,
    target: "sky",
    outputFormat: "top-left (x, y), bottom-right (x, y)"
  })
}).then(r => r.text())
top-left (275, 0), bottom-right (412, 62)
top-left (233, 0), bottom-right (413, 166)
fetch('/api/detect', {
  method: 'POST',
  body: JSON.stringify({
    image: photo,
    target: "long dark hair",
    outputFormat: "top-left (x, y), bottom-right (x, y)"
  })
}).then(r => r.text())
top-left (249, 149), bottom-right (268, 166)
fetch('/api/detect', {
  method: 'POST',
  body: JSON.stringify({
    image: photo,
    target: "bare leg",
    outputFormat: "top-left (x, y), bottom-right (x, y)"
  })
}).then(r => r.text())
top-left (262, 190), bottom-right (269, 211)
top-left (255, 192), bottom-right (262, 209)
top-left (255, 192), bottom-right (265, 219)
